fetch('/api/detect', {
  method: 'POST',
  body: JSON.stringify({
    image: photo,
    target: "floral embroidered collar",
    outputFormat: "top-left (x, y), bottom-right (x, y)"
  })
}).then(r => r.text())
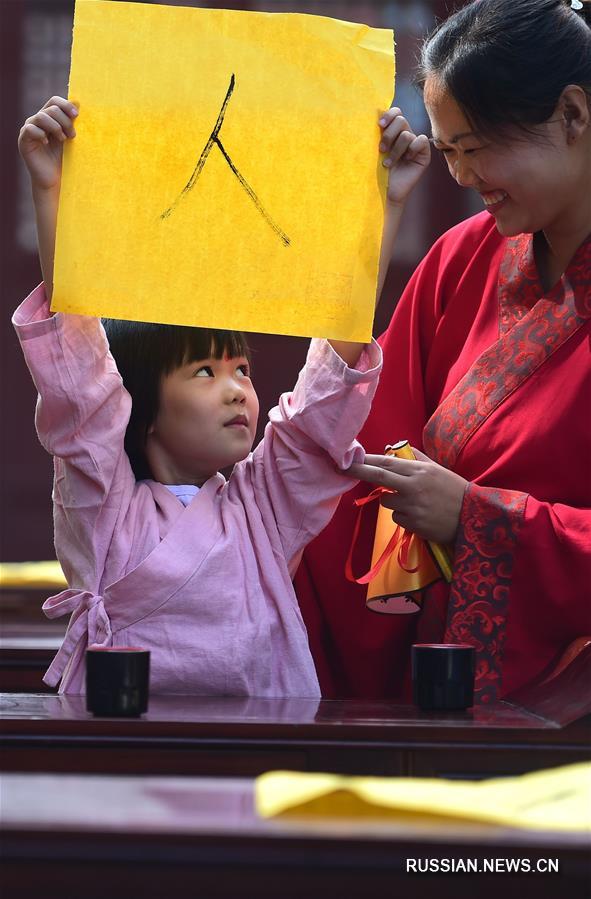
top-left (499, 231), bottom-right (591, 334)
top-left (424, 229), bottom-right (591, 471)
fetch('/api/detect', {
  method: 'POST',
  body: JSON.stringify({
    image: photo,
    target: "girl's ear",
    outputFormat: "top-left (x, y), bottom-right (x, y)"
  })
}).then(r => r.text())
top-left (556, 84), bottom-right (590, 143)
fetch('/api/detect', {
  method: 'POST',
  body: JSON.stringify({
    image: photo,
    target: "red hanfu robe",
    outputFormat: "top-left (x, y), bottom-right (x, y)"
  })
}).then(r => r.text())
top-left (295, 211), bottom-right (591, 703)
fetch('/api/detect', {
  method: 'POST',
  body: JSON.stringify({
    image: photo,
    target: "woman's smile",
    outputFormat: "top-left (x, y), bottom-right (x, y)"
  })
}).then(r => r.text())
top-left (481, 189), bottom-right (508, 210)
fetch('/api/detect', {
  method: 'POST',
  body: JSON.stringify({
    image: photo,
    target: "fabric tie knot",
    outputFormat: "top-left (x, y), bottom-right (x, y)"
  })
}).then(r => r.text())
top-left (42, 589), bottom-right (112, 687)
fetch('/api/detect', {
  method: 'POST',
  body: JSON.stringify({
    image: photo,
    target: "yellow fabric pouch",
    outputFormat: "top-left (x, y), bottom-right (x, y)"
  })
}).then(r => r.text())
top-left (346, 441), bottom-right (452, 613)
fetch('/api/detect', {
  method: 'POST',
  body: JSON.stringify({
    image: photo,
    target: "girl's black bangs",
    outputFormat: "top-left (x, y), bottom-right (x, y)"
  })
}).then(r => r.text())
top-left (203, 329), bottom-right (251, 364)
top-left (157, 326), bottom-right (251, 374)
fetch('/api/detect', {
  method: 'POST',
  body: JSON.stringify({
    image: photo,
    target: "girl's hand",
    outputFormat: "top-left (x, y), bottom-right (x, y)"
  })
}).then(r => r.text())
top-left (18, 96), bottom-right (78, 192)
top-left (379, 107), bottom-right (431, 206)
top-left (345, 447), bottom-right (467, 544)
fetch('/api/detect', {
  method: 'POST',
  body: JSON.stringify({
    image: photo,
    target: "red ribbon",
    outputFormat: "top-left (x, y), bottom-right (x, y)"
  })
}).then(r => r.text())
top-left (345, 487), bottom-right (419, 585)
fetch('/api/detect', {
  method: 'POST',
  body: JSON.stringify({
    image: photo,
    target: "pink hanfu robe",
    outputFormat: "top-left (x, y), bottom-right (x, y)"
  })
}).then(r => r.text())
top-left (14, 284), bottom-right (382, 696)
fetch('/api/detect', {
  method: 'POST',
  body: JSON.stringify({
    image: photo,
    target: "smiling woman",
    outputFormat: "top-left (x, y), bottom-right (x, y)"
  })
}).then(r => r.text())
top-left (295, 0), bottom-right (591, 704)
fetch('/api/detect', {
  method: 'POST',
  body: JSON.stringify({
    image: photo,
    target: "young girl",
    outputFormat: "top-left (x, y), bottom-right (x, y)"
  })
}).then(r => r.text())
top-left (15, 95), bottom-right (429, 695)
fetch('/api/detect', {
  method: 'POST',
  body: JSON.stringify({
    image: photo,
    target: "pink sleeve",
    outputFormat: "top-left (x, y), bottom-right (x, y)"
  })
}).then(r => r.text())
top-left (12, 284), bottom-right (135, 589)
top-left (244, 338), bottom-right (382, 573)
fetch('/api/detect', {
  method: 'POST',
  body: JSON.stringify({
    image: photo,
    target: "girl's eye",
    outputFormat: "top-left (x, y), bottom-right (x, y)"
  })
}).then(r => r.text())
top-left (237, 364), bottom-right (250, 378)
top-left (194, 365), bottom-right (214, 377)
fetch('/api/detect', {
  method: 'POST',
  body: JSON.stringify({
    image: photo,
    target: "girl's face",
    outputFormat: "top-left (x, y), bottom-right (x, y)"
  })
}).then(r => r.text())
top-left (423, 76), bottom-right (581, 240)
top-left (145, 352), bottom-right (259, 485)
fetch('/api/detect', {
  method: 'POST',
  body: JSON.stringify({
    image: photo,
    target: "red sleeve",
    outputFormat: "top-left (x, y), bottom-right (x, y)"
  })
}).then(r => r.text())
top-left (447, 483), bottom-right (591, 700)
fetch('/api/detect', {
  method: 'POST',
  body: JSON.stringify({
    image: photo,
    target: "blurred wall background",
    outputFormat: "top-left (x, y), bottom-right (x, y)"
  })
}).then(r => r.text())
top-left (1, 0), bottom-right (476, 562)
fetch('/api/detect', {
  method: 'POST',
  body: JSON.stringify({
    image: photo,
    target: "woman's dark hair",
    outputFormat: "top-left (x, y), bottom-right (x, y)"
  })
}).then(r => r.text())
top-left (417, 0), bottom-right (591, 140)
top-left (102, 318), bottom-right (251, 480)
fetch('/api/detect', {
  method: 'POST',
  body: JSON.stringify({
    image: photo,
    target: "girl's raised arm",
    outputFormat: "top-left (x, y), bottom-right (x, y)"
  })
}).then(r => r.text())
top-left (18, 96), bottom-right (79, 301)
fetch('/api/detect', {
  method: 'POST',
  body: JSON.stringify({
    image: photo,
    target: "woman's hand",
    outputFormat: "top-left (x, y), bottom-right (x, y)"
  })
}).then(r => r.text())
top-left (18, 96), bottom-right (78, 192)
top-left (379, 107), bottom-right (431, 206)
top-left (345, 447), bottom-right (468, 544)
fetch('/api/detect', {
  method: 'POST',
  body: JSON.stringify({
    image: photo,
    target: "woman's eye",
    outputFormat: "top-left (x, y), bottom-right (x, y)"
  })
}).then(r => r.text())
top-left (194, 365), bottom-right (214, 377)
top-left (437, 145), bottom-right (482, 156)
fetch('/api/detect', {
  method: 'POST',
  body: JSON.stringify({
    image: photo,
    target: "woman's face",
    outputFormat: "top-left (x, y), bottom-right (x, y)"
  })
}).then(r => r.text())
top-left (423, 76), bottom-right (581, 239)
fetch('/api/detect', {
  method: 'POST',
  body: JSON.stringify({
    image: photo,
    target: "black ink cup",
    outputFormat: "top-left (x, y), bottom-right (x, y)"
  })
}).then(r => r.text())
top-left (86, 647), bottom-right (150, 717)
top-left (412, 643), bottom-right (475, 711)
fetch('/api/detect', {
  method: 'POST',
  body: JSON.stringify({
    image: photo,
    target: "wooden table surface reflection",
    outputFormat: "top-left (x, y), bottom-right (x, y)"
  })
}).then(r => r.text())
top-left (2, 691), bottom-right (589, 779)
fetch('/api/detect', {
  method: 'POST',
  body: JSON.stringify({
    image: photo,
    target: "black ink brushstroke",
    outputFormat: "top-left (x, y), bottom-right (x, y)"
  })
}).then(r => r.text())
top-left (160, 74), bottom-right (235, 218)
top-left (160, 74), bottom-right (290, 246)
top-left (214, 137), bottom-right (290, 246)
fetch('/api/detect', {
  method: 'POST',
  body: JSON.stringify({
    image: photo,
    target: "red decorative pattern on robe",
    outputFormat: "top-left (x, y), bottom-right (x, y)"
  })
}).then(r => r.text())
top-left (444, 484), bottom-right (526, 704)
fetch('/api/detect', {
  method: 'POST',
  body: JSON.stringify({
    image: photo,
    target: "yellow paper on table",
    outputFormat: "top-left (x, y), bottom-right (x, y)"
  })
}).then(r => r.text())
top-left (53, 0), bottom-right (395, 341)
top-left (256, 763), bottom-right (591, 831)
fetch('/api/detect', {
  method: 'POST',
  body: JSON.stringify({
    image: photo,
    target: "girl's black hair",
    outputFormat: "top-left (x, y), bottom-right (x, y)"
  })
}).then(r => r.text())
top-left (417, 0), bottom-right (591, 140)
top-left (102, 318), bottom-right (251, 481)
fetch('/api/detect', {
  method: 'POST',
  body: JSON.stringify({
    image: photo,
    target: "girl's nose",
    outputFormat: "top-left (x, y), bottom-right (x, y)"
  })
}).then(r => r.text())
top-left (225, 378), bottom-right (246, 404)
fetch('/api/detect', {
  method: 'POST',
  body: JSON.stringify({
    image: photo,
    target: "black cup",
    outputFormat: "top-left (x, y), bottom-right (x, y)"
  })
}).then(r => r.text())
top-left (86, 647), bottom-right (150, 717)
top-left (412, 643), bottom-right (475, 711)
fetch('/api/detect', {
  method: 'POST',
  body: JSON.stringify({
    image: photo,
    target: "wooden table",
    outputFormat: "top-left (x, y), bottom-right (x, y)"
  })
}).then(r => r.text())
top-left (2, 772), bottom-right (589, 899)
top-left (2, 692), bottom-right (589, 779)
top-left (0, 592), bottom-right (64, 693)
top-left (0, 636), bottom-right (60, 692)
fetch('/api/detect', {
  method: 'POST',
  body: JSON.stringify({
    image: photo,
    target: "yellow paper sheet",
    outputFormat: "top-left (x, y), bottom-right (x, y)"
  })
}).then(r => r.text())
top-left (53, 0), bottom-right (394, 341)
top-left (255, 763), bottom-right (591, 831)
